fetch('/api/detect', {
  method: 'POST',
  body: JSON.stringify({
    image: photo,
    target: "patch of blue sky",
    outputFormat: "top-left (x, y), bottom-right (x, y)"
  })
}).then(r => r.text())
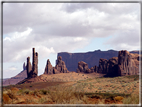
top-left (73, 35), bottom-right (114, 53)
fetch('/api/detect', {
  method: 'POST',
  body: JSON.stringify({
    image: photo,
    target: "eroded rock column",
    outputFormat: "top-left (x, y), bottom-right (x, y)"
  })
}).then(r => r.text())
top-left (32, 48), bottom-right (38, 77)
top-left (26, 57), bottom-right (32, 78)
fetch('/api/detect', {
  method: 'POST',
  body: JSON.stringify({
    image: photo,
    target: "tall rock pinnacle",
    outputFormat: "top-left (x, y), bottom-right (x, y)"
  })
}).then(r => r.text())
top-left (26, 48), bottom-right (38, 78)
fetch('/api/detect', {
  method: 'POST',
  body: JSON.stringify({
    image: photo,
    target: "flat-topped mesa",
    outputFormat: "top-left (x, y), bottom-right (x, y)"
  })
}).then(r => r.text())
top-left (44, 59), bottom-right (53, 74)
top-left (55, 56), bottom-right (69, 73)
top-left (118, 50), bottom-right (139, 76)
top-left (26, 57), bottom-right (32, 78)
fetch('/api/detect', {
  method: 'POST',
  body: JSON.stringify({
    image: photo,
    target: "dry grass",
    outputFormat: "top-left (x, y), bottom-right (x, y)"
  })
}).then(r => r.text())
top-left (2, 75), bottom-right (140, 104)
top-left (123, 93), bottom-right (139, 104)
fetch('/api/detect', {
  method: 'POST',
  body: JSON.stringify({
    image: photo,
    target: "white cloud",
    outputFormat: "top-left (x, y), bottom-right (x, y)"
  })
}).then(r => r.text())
top-left (74, 37), bottom-right (87, 42)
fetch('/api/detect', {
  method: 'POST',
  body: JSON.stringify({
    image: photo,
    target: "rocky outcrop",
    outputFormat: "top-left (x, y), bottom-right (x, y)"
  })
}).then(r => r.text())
top-left (105, 57), bottom-right (118, 77)
top-left (76, 50), bottom-right (139, 77)
top-left (98, 58), bottom-right (108, 74)
top-left (118, 50), bottom-right (139, 76)
top-left (76, 61), bottom-right (90, 73)
top-left (44, 59), bottom-right (53, 74)
top-left (26, 48), bottom-right (38, 78)
top-left (53, 67), bottom-right (60, 74)
top-left (44, 56), bottom-right (69, 75)
top-left (55, 56), bottom-right (69, 73)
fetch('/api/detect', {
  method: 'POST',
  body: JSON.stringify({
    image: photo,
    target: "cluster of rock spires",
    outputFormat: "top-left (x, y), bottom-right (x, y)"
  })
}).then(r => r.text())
top-left (76, 50), bottom-right (140, 77)
top-left (25, 48), bottom-right (69, 79)
top-left (44, 56), bottom-right (69, 74)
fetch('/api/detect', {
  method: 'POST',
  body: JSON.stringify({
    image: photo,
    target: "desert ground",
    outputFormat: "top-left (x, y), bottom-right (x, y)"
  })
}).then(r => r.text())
top-left (2, 72), bottom-right (140, 104)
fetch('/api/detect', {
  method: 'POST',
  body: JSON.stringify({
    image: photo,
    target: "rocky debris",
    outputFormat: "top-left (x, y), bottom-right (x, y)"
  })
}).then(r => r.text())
top-left (26, 48), bottom-right (38, 78)
top-left (76, 61), bottom-right (90, 73)
top-left (44, 59), bottom-right (53, 74)
top-left (55, 56), bottom-right (69, 73)
top-left (118, 50), bottom-right (139, 76)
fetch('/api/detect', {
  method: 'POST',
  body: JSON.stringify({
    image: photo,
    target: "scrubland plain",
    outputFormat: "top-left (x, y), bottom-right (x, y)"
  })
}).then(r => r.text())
top-left (2, 72), bottom-right (140, 104)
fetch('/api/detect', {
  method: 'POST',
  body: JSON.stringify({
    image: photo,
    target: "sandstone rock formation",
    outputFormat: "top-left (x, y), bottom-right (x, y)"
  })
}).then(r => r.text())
top-left (76, 61), bottom-right (90, 73)
top-left (98, 58), bottom-right (108, 74)
top-left (76, 50), bottom-right (139, 77)
top-left (117, 50), bottom-right (139, 76)
top-left (55, 56), bottom-right (69, 73)
top-left (26, 57), bottom-right (32, 78)
top-left (58, 50), bottom-right (139, 72)
top-left (44, 59), bottom-right (53, 74)
top-left (58, 50), bottom-right (119, 72)
top-left (32, 48), bottom-right (38, 77)
top-left (44, 56), bottom-right (69, 75)
top-left (26, 48), bottom-right (38, 78)
top-left (105, 57), bottom-right (118, 77)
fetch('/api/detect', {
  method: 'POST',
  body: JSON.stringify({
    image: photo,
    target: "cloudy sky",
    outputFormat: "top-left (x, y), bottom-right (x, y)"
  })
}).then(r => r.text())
top-left (3, 2), bottom-right (140, 79)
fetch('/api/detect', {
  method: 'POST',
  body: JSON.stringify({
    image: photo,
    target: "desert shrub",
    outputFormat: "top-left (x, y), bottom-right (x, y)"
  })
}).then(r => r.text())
top-left (40, 89), bottom-right (48, 95)
top-left (38, 97), bottom-right (47, 104)
top-left (114, 96), bottom-right (124, 101)
top-left (18, 88), bottom-right (31, 95)
top-left (10, 87), bottom-right (19, 95)
top-left (3, 93), bottom-right (11, 104)
top-left (123, 93), bottom-right (139, 104)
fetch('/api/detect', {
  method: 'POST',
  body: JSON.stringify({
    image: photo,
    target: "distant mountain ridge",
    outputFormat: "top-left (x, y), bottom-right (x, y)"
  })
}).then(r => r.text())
top-left (57, 50), bottom-right (139, 72)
